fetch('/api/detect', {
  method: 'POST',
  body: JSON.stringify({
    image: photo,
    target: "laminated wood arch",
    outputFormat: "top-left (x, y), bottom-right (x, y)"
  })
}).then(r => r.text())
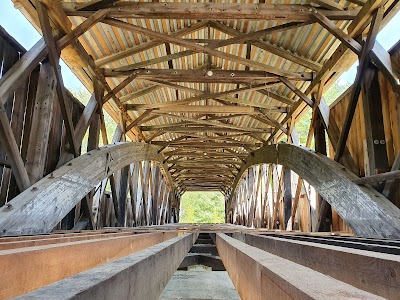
top-left (227, 143), bottom-right (400, 238)
top-left (0, 142), bottom-right (175, 236)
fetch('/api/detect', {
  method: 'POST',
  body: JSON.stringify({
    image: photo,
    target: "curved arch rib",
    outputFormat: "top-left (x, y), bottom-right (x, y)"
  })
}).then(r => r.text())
top-left (228, 143), bottom-right (400, 238)
top-left (0, 143), bottom-right (176, 236)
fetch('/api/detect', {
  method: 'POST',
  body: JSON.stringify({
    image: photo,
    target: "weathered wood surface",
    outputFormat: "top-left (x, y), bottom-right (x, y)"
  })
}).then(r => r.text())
top-left (0, 28), bottom-right (86, 206)
top-left (216, 233), bottom-right (384, 300)
top-left (0, 143), bottom-right (174, 236)
top-left (236, 233), bottom-right (400, 299)
top-left (0, 231), bottom-right (177, 299)
top-left (25, 62), bottom-right (56, 184)
top-left (228, 143), bottom-right (400, 238)
top-left (0, 231), bottom-right (139, 250)
top-left (329, 70), bottom-right (400, 205)
top-left (64, 3), bottom-right (360, 20)
top-left (16, 233), bottom-right (195, 300)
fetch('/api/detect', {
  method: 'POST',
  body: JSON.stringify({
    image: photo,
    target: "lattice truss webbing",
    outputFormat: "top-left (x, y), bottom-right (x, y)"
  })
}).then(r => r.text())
top-left (61, 160), bottom-right (178, 230)
top-left (229, 164), bottom-right (324, 232)
top-left (227, 163), bottom-right (351, 233)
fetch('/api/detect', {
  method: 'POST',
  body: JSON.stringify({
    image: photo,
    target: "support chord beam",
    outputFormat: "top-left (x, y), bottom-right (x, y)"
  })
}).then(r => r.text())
top-left (19, 234), bottom-right (195, 300)
top-left (127, 105), bottom-right (288, 114)
top-left (65, 3), bottom-right (360, 21)
top-left (0, 232), bottom-right (177, 299)
top-left (216, 233), bottom-right (382, 300)
top-left (238, 233), bottom-right (400, 299)
top-left (104, 69), bottom-right (313, 83)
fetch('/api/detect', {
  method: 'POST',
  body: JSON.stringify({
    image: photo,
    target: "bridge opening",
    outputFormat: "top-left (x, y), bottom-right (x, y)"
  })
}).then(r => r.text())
top-left (179, 192), bottom-right (225, 224)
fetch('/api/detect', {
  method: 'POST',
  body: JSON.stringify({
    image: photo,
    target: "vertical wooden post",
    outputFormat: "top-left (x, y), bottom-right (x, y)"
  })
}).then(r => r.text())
top-left (117, 165), bottom-right (130, 227)
top-left (87, 114), bottom-right (101, 152)
top-left (361, 64), bottom-right (389, 177)
top-left (283, 167), bottom-right (292, 229)
top-left (25, 62), bottom-right (56, 184)
top-left (314, 113), bottom-right (332, 232)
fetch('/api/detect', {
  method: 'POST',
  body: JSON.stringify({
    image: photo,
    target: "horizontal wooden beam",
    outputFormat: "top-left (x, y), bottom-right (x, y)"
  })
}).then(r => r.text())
top-left (104, 69), bottom-right (313, 83)
top-left (65, 3), bottom-right (360, 21)
top-left (0, 231), bottom-right (139, 250)
top-left (353, 170), bottom-right (400, 185)
top-left (239, 233), bottom-right (400, 299)
top-left (127, 104), bottom-right (287, 114)
top-left (153, 141), bottom-right (261, 148)
top-left (172, 165), bottom-right (237, 170)
top-left (216, 233), bottom-right (384, 300)
top-left (0, 232), bottom-right (177, 299)
top-left (141, 125), bottom-right (272, 134)
top-left (163, 151), bottom-right (247, 158)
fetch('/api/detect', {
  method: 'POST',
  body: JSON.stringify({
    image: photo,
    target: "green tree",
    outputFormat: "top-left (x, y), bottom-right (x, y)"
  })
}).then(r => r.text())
top-left (179, 192), bottom-right (225, 223)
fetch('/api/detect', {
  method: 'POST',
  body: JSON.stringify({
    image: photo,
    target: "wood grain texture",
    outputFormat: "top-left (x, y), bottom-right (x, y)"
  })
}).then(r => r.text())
top-left (0, 231), bottom-right (177, 299)
top-left (16, 233), bottom-right (195, 300)
top-left (228, 143), bottom-right (400, 238)
top-left (216, 233), bottom-right (384, 300)
top-left (241, 233), bottom-right (400, 299)
top-left (0, 143), bottom-right (174, 236)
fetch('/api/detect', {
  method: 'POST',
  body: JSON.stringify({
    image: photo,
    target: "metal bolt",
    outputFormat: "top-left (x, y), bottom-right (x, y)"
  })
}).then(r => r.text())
top-left (380, 140), bottom-right (386, 144)
top-left (374, 139), bottom-right (380, 145)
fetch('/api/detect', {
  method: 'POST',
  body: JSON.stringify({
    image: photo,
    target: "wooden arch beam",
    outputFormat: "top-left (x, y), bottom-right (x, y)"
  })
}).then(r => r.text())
top-left (227, 143), bottom-right (400, 238)
top-left (0, 143), bottom-right (175, 236)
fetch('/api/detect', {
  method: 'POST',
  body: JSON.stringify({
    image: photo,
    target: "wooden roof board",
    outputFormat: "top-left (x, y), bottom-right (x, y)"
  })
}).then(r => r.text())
top-left (12, 0), bottom-right (398, 191)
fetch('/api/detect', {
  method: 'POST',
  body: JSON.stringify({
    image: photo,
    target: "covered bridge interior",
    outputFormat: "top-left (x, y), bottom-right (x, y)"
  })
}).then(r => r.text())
top-left (0, 0), bottom-right (399, 299)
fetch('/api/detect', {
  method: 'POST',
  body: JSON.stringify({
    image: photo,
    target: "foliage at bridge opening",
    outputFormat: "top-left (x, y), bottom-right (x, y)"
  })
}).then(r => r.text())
top-left (179, 192), bottom-right (225, 223)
